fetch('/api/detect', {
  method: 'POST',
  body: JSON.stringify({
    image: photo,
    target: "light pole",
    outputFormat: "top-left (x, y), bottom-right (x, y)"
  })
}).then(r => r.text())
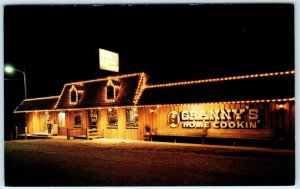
top-left (5, 64), bottom-right (28, 139)
top-left (5, 64), bottom-right (27, 99)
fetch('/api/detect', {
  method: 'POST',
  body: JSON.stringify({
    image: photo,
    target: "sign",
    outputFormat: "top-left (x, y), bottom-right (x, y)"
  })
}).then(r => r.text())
top-left (99, 48), bottom-right (119, 72)
top-left (168, 108), bottom-right (260, 129)
top-left (168, 111), bottom-right (179, 128)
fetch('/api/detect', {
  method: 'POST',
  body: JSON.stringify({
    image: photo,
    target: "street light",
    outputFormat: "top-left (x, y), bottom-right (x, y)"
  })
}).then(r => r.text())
top-left (4, 64), bottom-right (27, 99)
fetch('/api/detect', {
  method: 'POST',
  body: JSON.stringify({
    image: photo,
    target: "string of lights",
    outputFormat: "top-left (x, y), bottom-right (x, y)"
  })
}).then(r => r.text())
top-left (15, 97), bottom-right (295, 113)
top-left (22, 96), bottom-right (59, 101)
top-left (54, 72), bottom-right (145, 108)
top-left (146, 70), bottom-right (295, 89)
top-left (133, 73), bottom-right (147, 105)
top-left (16, 71), bottom-right (295, 113)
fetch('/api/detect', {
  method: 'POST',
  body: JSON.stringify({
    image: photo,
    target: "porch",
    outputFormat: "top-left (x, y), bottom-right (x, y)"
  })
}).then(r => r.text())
top-left (15, 126), bottom-right (104, 140)
top-left (67, 128), bottom-right (104, 140)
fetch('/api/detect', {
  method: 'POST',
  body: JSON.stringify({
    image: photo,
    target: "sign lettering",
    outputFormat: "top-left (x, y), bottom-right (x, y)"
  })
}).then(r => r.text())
top-left (168, 108), bottom-right (260, 129)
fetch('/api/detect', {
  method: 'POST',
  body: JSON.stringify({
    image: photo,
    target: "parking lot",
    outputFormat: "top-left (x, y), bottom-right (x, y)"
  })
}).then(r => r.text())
top-left (4, 138), bottom-right (295, 186)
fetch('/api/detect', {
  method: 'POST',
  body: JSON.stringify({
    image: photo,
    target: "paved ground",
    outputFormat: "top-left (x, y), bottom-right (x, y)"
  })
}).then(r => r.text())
top-left (4, 138), bottom-right (295, 186)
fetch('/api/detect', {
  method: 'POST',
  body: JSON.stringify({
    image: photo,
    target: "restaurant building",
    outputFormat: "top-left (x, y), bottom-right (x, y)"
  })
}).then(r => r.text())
top-left (14, 71), bottom-right (295, 147)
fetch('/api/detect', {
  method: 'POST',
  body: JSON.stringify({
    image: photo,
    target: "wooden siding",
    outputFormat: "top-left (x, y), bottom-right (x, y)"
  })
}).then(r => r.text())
top-left (58, 128), bottom-right (67, 135)
top-left (27, 111), bottom-right (58, 134)
top-left (137, 102), bottom-right (295, 139)
top-left (99, 108), bottom-right (142, 140)
top-left (24, 102), bottom-right (295, 141)
top-left (65, 111), bottom-right (88, 130)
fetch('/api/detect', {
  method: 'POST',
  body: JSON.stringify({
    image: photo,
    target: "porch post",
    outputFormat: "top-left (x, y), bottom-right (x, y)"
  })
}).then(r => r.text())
top-left (15, 126), bottom-right (18, 140)
top-left (67, 129), bottom-right (70, 140)
top-left (25, 113), bottom-right (28, 139)
top-left (25, 126), bottom-right (27, 139)
top-left (86, 128), bottom-right (89, 140)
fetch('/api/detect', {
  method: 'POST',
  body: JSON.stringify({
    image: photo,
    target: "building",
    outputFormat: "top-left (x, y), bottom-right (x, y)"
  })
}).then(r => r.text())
top-left (14, 71), bottom-right (295, 147)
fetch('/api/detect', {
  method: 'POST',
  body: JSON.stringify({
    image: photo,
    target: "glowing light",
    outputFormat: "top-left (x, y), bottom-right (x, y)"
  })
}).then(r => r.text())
top-left (14, 97), bottom-right (295, 113)
top-left (54, 72), bottom-right (146, 108)
top-left (150, 109), bottom-right (155, 113)
top-left (14, 70), bottom-right (295, 113)
top-left (105, 79), bottom-right (121, 103)
top-left (66, 72), bottom-right (145, 86)
top-left (279, 104), bottom-right (284, 109)
top-left (69, 85), bottom-right (79, 105)
top-left (23, 96), bottom-right (59, 101)
top-left (146, 70), bottom-right (295, 89)
top-left (5, 65), bottom-right (14, 73)
top-left (133, 73), bottom-right (148, 105)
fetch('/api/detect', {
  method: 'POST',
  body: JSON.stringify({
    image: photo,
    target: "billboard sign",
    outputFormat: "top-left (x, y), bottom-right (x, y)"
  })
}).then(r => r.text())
top-left (99, 48), bottom-right (119, 72)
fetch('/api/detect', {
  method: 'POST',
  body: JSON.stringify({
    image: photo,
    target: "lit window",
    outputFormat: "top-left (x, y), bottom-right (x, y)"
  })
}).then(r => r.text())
top-left (74, 111), bottom-right (82, 127)
top-left (108, 108), bottom-right (118, 128)
top-left (126, 108), bottom-right (138, 128)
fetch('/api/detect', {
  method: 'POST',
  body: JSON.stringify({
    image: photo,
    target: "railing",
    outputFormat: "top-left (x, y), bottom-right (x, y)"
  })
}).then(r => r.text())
top-left (67, 128), bottom-right (104, 140)
top-left (15, 126), bottom-right (27, 139)
top-left (67, 128), bottom-right (85, 140)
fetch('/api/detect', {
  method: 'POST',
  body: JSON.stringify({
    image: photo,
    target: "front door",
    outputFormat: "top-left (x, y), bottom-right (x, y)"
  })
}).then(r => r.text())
top-left (90, 110), bottom-right (98, 129)
top-left (58, 112), bottom-right (66, 135)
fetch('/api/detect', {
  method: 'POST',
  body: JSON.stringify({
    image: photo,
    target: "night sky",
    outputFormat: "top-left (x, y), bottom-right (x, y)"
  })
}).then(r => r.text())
top-left (3, 4), bottom-right (294, 139)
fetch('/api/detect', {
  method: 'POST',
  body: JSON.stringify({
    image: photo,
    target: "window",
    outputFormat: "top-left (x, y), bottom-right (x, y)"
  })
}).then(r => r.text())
top-left (74, 111), bottom-right (82, 127)
top-left (126, 108), bottom-right (138, 128)
top-left (106, 80), bottom-right (120, 102)
top-left (108, 108), bottom-right (118, 128)
top-left (69, 85), bottom-right (83, 105)
top-left (71, 91), bottom-right (77, 103)
top-left (107, 86), bottom-right (115, 100)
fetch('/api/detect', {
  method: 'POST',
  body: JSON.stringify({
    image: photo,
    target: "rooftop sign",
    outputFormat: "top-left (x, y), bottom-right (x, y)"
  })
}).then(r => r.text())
top-left (99, 48), bottom-right (119, 72)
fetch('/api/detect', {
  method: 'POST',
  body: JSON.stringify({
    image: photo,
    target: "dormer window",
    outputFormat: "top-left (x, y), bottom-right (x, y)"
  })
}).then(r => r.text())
top-left (69, 85), bottom-right (83, 105)
top-left (71, 90), bottom-right (77, 103)
top-left (106, 79), bottom-right (120, 102)
top-left (107, 86), bottom-right (115, 100)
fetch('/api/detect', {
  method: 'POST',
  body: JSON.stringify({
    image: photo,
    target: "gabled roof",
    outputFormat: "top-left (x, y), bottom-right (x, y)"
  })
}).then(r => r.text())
top-left (14, 96), bottom-right (59, 113)
top-left (138, 71), bottom-right (295, 105)
top-left (54, 73), bottom-right (146, 109)
top-left (14, 71), bottom-right (295, 113)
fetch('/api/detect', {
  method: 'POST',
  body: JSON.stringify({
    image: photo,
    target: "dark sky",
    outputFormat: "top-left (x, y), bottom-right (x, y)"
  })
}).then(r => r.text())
top-left (4, 4), bottom-right (294, 98)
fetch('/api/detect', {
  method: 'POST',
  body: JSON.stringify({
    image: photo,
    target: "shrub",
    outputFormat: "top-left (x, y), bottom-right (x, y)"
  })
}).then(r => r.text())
top-left (145, 125), bottom-right (151, 132)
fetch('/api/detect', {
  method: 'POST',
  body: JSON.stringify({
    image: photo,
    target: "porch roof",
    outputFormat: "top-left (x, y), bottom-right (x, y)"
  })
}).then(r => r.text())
top-left (14, 96), bottom-right (59, 113)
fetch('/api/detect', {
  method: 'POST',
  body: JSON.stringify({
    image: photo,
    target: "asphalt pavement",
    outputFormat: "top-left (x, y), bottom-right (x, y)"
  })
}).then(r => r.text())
top-left (4, 138), bottom-right (296, 187)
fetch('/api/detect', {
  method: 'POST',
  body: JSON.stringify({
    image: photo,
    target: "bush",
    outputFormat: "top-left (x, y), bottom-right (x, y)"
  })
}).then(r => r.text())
top-left (145, 125), bottom-right (151, 133)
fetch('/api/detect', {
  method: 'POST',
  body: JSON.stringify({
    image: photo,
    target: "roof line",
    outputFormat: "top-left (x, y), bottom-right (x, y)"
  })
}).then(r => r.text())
top-left (65, 72), bottom-right (146, 86)
top-left (23, 96), bottom-right (59, 101)
top-left (53, 72), bottom-right (147, 109)
top-left (146, 70), bottom-right (295, 89)
top-left (14, 97), bottom-right (295, 113)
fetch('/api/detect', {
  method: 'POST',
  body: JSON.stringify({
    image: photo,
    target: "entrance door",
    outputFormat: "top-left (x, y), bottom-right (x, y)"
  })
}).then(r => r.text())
top-left (89, 110), bottom-right (98, 129)
top-left (58, 112), bottom-right (66, 135)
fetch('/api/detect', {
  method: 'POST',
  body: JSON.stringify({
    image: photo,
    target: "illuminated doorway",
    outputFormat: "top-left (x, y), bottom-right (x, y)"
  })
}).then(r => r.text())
top-left (89, 110), bottom-right (98, 129)
top-left (58, 112), bottom-right (66, 128)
